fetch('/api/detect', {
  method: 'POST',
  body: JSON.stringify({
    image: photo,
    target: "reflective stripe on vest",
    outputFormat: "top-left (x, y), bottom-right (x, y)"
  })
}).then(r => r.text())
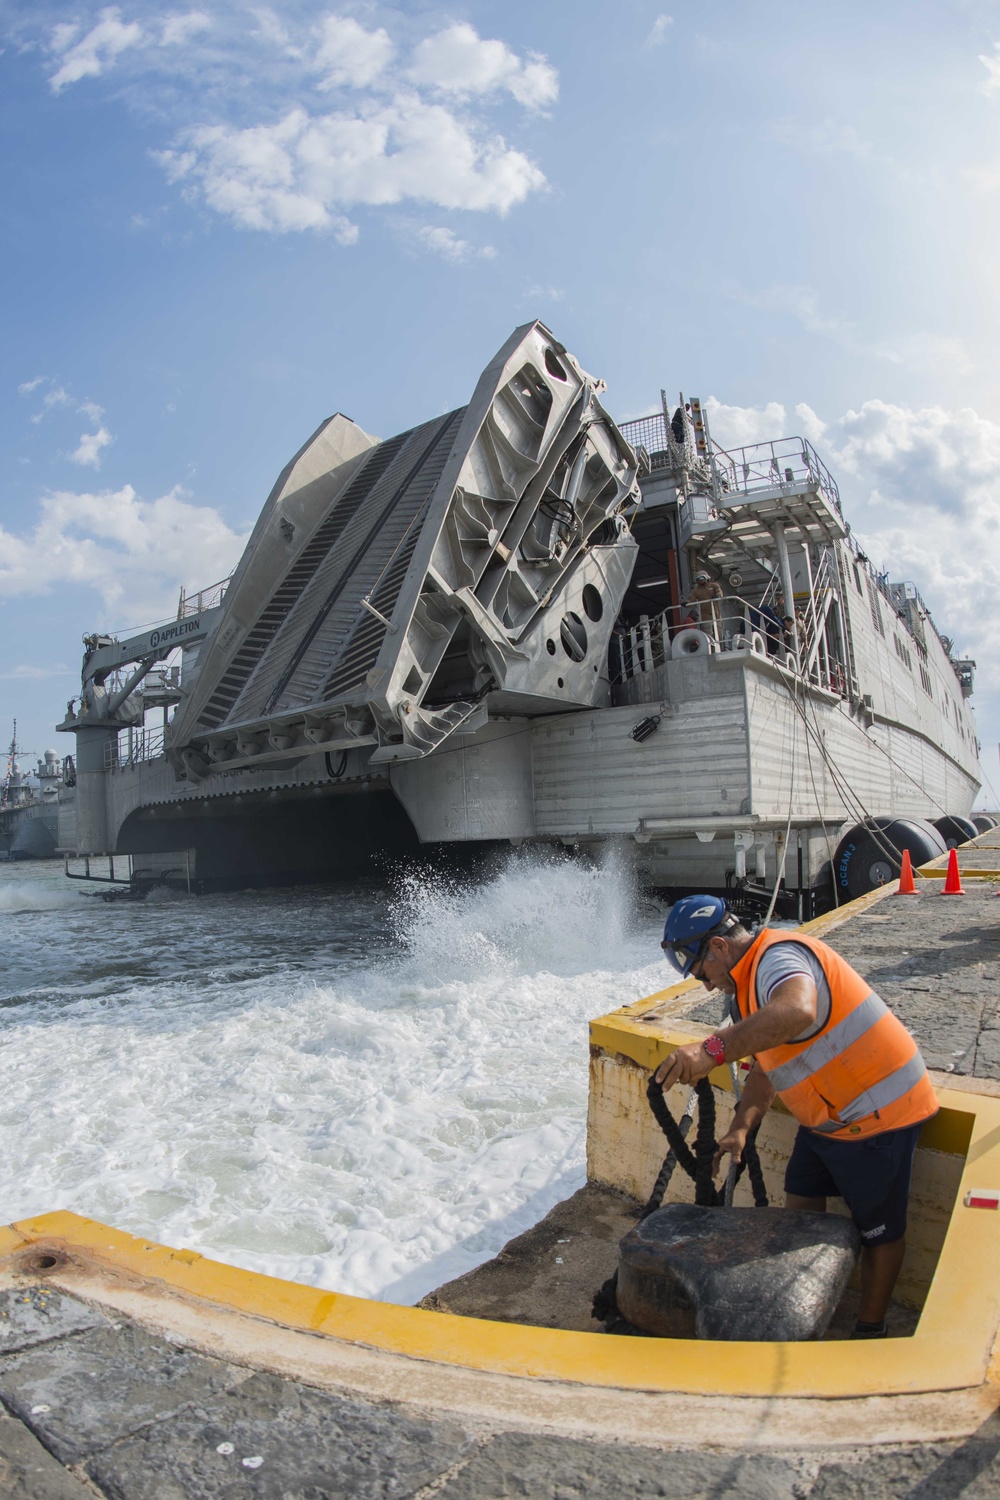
top-left (810, 1052), bottom-right (929, 1132)
top-left (731, 929), bottom-right (938, 1139)
top-left (765, 992), bottom-right (888, 1092)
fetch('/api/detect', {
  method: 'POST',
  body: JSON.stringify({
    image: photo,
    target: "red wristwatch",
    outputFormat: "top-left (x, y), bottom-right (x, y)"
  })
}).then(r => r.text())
top-left (703, 1035), bottom-right (726, 1064)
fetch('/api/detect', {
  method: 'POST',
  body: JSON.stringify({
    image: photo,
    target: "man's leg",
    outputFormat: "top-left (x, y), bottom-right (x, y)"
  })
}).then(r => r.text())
top-left (858, 1237), bottom-right (906, 1325)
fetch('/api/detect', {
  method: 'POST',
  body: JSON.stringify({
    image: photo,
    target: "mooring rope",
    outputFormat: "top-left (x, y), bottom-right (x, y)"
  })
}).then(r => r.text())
top-left (591, 1069), bottom-right (768, 1326)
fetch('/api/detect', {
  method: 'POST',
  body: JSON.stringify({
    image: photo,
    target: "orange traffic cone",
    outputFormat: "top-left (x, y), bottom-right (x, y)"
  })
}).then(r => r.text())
top-left (942, 848), bottom-right (965, 895)
top-left (897, 848), bottom-right (918, 894)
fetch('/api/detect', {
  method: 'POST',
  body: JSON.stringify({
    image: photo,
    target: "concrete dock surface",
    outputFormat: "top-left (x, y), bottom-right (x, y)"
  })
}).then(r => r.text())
top-left (3, 1282), bottom-right (1000, 1499)
top-left (4, 831), bottom-right (1000, 1498)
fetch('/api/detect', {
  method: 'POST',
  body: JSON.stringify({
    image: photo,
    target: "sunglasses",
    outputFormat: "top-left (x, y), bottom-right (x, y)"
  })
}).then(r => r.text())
top-left (661, 932), bottom-right (713, 978)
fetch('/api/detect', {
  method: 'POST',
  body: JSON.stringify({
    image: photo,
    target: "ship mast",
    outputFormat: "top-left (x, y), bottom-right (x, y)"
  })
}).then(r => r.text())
top-left (1, 720), bottom-right (25, 808)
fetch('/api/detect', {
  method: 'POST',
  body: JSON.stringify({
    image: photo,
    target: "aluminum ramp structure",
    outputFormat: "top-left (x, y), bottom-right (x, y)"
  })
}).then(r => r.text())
top-left (167, 323), bottom-right (642, 780)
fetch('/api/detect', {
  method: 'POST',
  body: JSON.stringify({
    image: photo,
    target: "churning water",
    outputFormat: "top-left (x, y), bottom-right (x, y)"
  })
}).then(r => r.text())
top-left (0, 850), bottom-right (665, 1303)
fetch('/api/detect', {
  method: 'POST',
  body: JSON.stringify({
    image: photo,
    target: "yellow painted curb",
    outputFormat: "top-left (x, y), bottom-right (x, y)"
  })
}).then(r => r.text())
top-left (5, 1086), bottom-right (1000, 1406)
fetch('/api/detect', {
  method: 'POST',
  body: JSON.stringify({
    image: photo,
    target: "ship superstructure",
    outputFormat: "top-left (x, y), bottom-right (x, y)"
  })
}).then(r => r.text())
top-left (56, 324), bottom-right (981, 907)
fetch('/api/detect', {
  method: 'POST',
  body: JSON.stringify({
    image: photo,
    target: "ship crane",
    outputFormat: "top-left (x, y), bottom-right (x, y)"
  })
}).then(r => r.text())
top-left (57, 599), bottom-right (226, 855)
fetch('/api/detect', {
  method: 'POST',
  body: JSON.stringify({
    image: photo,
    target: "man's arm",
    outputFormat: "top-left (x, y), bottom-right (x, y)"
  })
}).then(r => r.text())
top-left (653, 975), bottom-right (818, 1089)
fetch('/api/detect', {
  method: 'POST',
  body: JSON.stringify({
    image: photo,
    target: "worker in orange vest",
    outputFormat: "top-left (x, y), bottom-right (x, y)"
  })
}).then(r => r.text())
top-left (656, 895), bottom-right (938, 1338)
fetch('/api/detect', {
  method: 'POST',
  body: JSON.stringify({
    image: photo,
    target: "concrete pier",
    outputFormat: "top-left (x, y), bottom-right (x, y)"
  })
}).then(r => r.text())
top-left (4, 831), bottom-right (1000, 1498)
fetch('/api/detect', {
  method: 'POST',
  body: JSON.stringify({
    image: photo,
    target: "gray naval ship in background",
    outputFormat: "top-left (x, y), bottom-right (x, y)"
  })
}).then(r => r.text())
top-left (56, 322), bottom-right (984, 912)
top-left (0, 724), bottom-right (71, 860)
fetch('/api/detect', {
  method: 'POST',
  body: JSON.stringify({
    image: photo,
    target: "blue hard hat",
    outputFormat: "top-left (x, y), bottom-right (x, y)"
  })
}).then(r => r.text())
top-left (661, 894), bottom-right (732, 976)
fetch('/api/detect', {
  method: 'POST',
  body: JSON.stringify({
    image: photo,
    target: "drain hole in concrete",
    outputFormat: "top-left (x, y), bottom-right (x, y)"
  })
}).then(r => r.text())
top-left (32, 1255), bottom-right (59, 1271)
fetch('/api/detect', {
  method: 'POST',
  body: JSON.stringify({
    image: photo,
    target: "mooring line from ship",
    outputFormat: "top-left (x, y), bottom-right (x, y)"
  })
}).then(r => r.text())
top-left (787, 676), bottom-right (929, 885)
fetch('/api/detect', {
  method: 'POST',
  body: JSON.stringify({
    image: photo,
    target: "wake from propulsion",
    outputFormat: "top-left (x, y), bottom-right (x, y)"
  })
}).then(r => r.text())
top-left (0, 850), bottom-right (666, 1302)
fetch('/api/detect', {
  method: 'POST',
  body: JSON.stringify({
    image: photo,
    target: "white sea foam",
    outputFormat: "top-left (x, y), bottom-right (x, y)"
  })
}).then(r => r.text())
top-left (0, 878), bottom-right (89, 913)
top-left (0, 849), bottom-right (666, 1302)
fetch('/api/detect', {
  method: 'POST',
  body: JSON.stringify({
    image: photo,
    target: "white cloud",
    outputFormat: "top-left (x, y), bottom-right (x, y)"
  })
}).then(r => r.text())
top-left (0, 484), bottom-right (247, 623)
top-left (731, 283), bottom-right (972, 376)
top-left (702, 394), bottom-right (1000, 724)
top-left (18, 377), bottom-right (44, 395)
top-left (644, 15), bottom-right (674, 48)
top-left (160, 94), bottom-right (546, 234)
top-left (160, 12), bottom-right (211, 48)
top-left (979, 43), bottom-right (1000, 94)
top-left (78, 398), bottom-right (105, 425)
top-left (524, 283), bottom-right (564, 301)
top-left (408, 23), bottom-right (558, 111)
top-left (414, 225), bottom-right (496, 262)
top-left (71, 426), bottom-right (113, 468)
top-left (704, 398), bottom-right (790, 449)
top-left (49, 7), bottom-right (143, 92)
top-left (313, 16), bottom-right (393, 90)
top-left (30, 12), bottom-right (553, 241)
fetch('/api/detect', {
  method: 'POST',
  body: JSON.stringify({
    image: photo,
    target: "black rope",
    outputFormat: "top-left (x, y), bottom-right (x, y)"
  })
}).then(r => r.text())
top-left (591, 1067), bottom-right (769, 1327)
top-left (325, 750), bottom-right (348, 779)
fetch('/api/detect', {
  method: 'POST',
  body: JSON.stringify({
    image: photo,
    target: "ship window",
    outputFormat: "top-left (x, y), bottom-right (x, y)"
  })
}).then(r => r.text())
top-left (582, 584), bottom-right (604, 622)
top-left (546, 639), bottom-right (556, 655)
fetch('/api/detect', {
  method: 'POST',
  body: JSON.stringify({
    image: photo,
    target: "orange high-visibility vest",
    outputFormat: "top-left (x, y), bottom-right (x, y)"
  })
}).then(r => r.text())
top-left (731, 929), bottom-right (938, 1139)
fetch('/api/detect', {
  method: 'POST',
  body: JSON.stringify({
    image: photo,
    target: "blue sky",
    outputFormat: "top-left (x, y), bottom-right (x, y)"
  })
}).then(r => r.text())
top-left (2, 0), bottom-right (999, 803)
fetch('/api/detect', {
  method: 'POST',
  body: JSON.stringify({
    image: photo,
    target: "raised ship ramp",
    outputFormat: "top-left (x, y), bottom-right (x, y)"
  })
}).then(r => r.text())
top-left (5, 832), bottom-right (1000, 1497)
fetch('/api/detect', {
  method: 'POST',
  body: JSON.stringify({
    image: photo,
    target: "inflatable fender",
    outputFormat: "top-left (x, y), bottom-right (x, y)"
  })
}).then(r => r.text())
top-left (933, 814), bottom-right (980, 849)
top-left (672, 628), bottom-right (713, 660)
top-left (973, 814), bottom-right (998, 834)
top-left (833, 818), bottom-right (947, 901)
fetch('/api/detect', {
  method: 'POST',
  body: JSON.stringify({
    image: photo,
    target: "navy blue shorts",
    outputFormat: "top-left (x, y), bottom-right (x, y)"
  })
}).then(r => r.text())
top-left (784, 1121), bottom-right (925, 1245)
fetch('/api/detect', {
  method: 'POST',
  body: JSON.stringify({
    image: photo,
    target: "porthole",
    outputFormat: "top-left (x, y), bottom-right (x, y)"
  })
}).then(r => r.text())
top-left (557, 677), bottom-right (564, 688)
top-left (546, 639), bottom-right (556, 655)
top-left (560, 612), bottom-right (588, 662)
top-left (581, 584), bottom-right (604, 622)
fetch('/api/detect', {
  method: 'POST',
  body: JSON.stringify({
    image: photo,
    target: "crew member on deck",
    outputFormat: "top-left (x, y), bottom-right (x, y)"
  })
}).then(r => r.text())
top-left (655, 897), bottom-right (938, 1338)
top-left (686, 572), bottom-right (724, 641)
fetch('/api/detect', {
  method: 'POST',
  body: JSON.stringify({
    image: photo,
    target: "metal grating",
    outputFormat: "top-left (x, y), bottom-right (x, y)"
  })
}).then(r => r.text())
top-left (195, 431), bottom-right (408, 730)
top-left (255, 410), bottom-right (463, 718)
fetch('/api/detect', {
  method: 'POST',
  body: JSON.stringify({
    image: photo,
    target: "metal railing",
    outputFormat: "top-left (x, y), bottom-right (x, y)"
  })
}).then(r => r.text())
top-left (616, 414), bottom-right (842, 514)
top-left (104, 725), bottom-right (166, 770)
top-left (712, 436), bottom-right (841, 513)
top-left (178, 575), bottom-right (231, 618)
top-left (612, 593), bottom-right (850, 698)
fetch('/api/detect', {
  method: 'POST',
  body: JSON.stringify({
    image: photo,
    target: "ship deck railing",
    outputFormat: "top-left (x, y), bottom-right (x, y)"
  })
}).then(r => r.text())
top-left (616, 415), bottom-right (842, 517)
top-left (104, 725), bottom-right (165, 770)
top-left (613, 594), bottom-right (851, 699)
top-left (177, 574), bottom-right (231, 618)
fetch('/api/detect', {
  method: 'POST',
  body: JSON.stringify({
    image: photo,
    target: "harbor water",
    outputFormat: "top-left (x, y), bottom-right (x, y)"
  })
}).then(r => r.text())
top-left (0, 851), bottom-right (664, 1303)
